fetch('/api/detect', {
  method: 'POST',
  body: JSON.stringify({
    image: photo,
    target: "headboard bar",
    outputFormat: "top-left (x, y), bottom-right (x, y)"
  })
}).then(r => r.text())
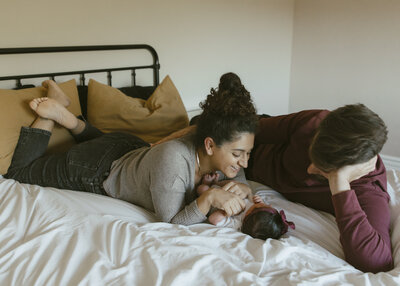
top-left (0, 65), bottom-right (154, 86)
top-left (107, 71), bottom-right (112, 86)
top-left (0, 44), bottom-right (160, 87)
top-left (132, 69), bottom-right (137, 86)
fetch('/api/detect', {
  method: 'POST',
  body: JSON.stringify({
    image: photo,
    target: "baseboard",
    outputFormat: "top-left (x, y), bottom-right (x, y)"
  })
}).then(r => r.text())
top-left (381, 154), bottom-right (400, 171)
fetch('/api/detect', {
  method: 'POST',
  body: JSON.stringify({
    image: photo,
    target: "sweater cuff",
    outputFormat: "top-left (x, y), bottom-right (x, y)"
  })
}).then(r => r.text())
top-left (191, 200), bottom-right (208, 221)
top-left (331, 189), bottom-right (362, 219)
top-left (171, 200), bottom-right (207, 225)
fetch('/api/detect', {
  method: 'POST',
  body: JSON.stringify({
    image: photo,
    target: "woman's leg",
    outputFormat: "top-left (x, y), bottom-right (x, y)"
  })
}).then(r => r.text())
top-left (29, 97), bottom-right (79, 130)
top-left (5, 129), bottom-right (148, 193)
top-left (5, 89), bottom-right (78, 184)
top-left (65, 132), bottom-right (150, 194)
top-left (5, 127), bottom-right (52, 175)
top-left (30, 79), bottom-right (72, 132)
top-left (38, 80), bottom-right (103, 143)
top-left (6, 86), bottom-right (150, 194)
top-left (30, 94), bottom-right (105, 145)
top-left (5, 81), bottom-right (82, 186)
top-left (6, 80), bottom-right (74, 174)
top-left (71, 116), bottom-right (104, 143)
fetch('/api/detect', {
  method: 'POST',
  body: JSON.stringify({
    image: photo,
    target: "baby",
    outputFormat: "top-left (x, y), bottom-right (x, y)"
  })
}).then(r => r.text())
top-left (197, 173), bottom-right (295, 240)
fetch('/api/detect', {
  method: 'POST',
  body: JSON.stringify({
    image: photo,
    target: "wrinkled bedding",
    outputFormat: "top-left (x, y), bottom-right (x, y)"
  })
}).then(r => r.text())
top-left (1, 170), bottom-right (399, 285)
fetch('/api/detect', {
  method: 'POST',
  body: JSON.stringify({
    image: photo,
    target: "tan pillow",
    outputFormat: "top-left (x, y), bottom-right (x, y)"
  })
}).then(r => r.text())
top-left (0, 79), bottom-right (82, 174)
top-left (87, 75), bottom-right (189, 143)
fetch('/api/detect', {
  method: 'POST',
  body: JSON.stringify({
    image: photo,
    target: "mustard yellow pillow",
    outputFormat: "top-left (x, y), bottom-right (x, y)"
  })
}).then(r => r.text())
top-left (0, 79), bottom-right (82, 174)
top-left (87, 76), bottom-right (189, 143)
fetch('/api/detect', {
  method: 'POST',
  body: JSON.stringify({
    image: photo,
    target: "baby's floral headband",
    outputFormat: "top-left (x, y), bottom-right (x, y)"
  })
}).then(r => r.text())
top-left (278, 210), bottom-right (295, 234)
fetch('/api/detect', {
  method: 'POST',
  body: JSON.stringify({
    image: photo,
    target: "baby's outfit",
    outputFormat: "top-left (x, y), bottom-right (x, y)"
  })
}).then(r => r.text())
top-left (215, 199), bottom-right (252, 230)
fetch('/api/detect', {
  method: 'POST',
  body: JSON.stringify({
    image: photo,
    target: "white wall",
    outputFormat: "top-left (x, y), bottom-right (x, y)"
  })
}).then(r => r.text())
top-left (290, 0), bottom-right (400, 157)
top-left (0, 0), bottom-right (294, 115)
top-left (6, 1), bottom-right (396, 156)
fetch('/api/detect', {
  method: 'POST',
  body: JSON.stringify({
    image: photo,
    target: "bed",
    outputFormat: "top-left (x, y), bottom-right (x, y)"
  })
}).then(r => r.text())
top-left (0, 45), bottom-right (399, 285)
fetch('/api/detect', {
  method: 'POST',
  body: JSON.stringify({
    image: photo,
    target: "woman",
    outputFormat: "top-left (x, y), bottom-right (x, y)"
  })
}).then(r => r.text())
top-left (5, 76), bottom-right (258, 225)
top-left (246, 105), bottom-right (392, 273)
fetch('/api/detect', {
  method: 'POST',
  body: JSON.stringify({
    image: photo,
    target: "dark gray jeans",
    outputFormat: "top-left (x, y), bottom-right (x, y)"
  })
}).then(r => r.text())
top-left (4, 122), bottom-right (149, 195)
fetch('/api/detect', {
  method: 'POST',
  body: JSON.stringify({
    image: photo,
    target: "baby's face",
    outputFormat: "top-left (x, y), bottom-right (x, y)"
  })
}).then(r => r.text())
top-left (244, 202), bottom-right (275, 218)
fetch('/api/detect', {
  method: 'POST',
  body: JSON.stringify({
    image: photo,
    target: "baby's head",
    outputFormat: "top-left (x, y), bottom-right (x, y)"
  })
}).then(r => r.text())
top-left (241, 202), bottom-right (295, 240)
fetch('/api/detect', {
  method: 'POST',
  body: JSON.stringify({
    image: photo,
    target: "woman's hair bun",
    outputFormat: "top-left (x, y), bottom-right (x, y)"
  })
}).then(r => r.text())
top-left (195, 72), bottom-right (258, 147)
top-left (200, 72), bottom-right (256, 117)
top-left (218, 72), bottom-right (242, 92)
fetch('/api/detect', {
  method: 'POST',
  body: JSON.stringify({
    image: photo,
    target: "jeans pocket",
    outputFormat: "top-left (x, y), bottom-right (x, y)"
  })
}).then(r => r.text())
top-left (67, 141), bottom-right (118, 171)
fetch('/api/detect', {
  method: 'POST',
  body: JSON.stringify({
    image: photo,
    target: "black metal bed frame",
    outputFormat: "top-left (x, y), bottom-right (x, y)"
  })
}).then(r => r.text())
top-left (0, 44), bottom-right (160, 89)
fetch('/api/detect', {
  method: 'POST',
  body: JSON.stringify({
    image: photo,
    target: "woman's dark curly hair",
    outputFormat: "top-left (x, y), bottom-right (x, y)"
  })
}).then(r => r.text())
top-left (194, 73), bottom-right (258, 148)
top-left (310, 103), bottom-right (388, 171)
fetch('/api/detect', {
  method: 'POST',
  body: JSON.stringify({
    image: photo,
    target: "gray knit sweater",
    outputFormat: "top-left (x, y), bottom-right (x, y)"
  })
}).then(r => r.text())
top-left (103, 134), bottom-right (247, 225)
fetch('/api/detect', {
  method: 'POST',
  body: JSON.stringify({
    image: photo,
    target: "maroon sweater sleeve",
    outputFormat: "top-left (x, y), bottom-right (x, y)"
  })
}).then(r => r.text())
top-left (331, 164), bottom-right (393, 273)
top-left (255, 109), bottom-right (329, 145)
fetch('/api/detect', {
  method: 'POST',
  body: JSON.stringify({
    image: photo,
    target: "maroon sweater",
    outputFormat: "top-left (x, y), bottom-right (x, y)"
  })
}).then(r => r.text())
top-left (246, 110), bottom-right (393, 273)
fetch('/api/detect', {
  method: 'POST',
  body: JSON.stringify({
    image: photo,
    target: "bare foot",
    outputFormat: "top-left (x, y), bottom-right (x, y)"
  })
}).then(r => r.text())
top-left (42, 80), bottom-right (71, 107)
top-left (30, 97), bottom-right (78, 129)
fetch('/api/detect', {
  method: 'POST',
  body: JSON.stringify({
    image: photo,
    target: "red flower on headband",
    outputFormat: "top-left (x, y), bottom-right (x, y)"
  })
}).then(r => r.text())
top-left (279, 210), bottom-right (295, 235)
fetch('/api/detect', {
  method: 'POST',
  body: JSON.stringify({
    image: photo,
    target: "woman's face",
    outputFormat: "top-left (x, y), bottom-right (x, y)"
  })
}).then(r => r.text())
top-left (210, 132), bottom-right (254, 178)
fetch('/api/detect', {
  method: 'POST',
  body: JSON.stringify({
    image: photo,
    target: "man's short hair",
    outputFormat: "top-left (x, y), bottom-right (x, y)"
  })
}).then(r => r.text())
top-left (309, 104), bottom-right (388, 171)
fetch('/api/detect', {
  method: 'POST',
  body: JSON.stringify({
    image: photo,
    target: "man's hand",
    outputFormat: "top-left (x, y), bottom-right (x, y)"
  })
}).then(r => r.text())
top-left (307, 156), bottom-right (377, 195)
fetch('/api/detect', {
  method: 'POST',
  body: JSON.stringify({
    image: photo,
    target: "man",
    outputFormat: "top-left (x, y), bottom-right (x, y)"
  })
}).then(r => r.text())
top-left (246, 104), bottom-right (392, 273)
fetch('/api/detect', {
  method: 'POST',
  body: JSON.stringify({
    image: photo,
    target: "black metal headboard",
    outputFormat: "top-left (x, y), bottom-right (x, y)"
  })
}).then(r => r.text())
top-left (0, 44), bottom-right (160, 118)
top-left (0, 44), bottom-right (160, 88)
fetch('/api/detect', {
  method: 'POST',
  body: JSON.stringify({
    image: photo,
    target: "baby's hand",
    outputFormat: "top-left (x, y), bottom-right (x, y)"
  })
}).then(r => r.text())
top-left (253, 195), bottom-right (263, 204)
top-left (211, 173), bottom-right (219, 184)
top-left (202, 172), bottom-right (219, 185)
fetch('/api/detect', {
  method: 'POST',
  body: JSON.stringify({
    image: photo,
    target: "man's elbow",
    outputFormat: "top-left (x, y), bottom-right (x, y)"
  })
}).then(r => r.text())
top-left (347, 252), bottom-right (393, 273)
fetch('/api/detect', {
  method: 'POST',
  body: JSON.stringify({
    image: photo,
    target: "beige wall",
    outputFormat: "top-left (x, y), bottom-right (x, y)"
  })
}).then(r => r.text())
top-left (0, 0), bottom-right (294, 115)
top-left (4, 0), bottom-right (397, 156)
top-left (290, 0), bottom-right (400, 156)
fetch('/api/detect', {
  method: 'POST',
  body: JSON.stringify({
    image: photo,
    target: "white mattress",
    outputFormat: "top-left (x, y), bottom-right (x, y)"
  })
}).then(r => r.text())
top-left (1, 170), bottom-right (399, 285)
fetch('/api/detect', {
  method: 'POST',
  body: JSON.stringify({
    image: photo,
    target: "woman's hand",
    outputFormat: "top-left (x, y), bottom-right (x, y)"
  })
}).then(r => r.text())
top-left (307, 156), bottom-right (378, 195)
top-left (218, 180), bottom-right (252, 200)
top-left (196, 186), bottom-right (245, 217)
top-left (209, 187), bottom-right (246, 216)
top-left (196, 180), bottom-right (252, 217)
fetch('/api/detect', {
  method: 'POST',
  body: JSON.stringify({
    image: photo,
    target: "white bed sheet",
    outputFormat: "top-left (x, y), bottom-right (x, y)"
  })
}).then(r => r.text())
top-left (0, 170), bottom-right (399, 286)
